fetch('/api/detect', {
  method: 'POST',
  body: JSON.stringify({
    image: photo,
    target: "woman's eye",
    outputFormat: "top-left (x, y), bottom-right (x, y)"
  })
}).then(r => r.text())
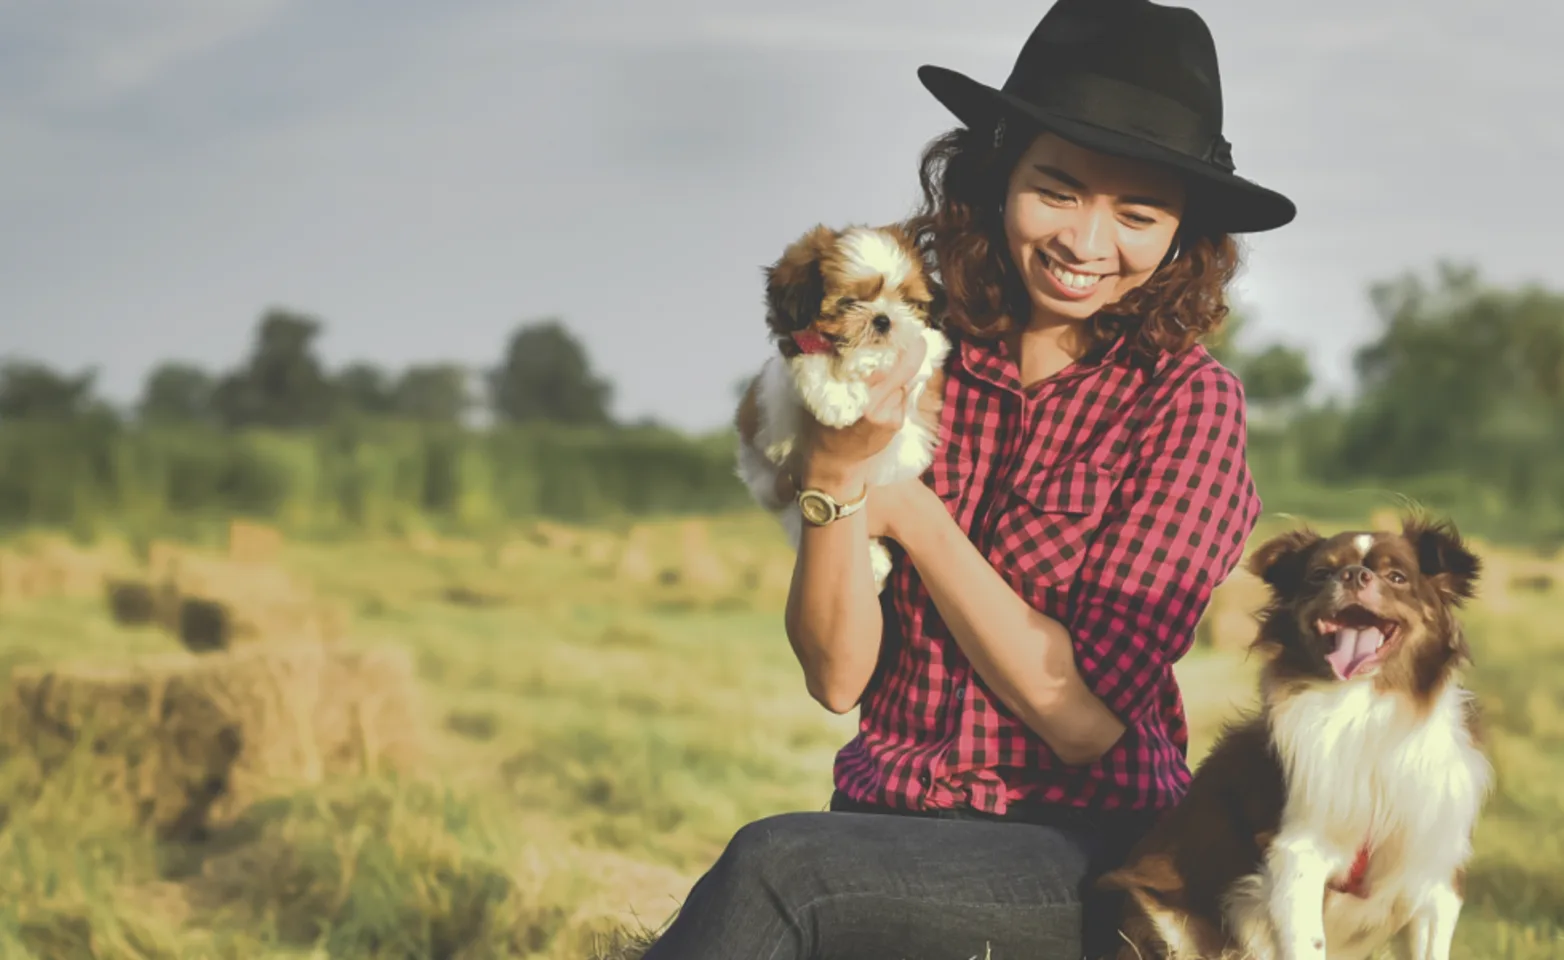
top-left (1122, 213), bottom-right (1155, 227)
top-left (1037, 188), bottom-right (1072, 203)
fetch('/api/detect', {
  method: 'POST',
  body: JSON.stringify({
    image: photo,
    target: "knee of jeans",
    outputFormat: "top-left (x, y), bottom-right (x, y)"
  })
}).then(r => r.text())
top-left (717, 813), bottom-right (823, 892)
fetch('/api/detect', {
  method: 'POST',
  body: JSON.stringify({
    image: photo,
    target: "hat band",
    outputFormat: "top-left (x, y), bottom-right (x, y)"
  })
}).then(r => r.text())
top-left (1001, 69), bottom-right (1222, 164)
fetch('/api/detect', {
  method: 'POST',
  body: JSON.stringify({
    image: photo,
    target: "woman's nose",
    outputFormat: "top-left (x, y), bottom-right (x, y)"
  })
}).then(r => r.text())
top-left (1056, 206), bottom-right (1113, 261)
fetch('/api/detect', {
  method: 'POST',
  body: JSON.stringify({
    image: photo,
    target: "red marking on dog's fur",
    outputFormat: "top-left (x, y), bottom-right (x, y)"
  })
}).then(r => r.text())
top-left (1331, 843), bottom-right (1373, 898)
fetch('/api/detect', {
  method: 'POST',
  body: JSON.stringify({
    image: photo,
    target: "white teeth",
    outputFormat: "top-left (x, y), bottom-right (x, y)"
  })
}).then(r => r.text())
top-left (1044, 255), bottom-right (1101, 290)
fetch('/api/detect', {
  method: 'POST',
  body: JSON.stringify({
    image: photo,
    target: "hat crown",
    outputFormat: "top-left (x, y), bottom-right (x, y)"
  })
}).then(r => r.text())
top-left (1003, 0), bottom-right (1225, 154)
top-left (914, 0), bottom-right (1297, 231)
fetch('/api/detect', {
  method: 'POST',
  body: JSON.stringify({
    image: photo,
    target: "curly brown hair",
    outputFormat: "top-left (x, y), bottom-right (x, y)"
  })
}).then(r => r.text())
top-left (904, 126), bottom-right (1242, 366)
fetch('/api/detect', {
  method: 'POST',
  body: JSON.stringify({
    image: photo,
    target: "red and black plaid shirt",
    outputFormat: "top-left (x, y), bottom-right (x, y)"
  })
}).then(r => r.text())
top-left (833, 330), bottom-right (1262, 815)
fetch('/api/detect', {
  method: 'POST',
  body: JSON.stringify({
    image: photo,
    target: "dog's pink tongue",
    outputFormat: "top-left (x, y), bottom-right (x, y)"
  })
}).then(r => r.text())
top-left (1326, 626), bottom-right (1384, 679)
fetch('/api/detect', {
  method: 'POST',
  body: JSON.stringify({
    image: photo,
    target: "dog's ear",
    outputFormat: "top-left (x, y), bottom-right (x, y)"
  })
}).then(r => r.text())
top-left (764, 225), bottom-right (835, 337)
top-left (1403, 516), bottom-right (1481, 604)
top-left (1449, 622), bottom-right (1474, 666)
top-left (1246, 527), bottom-right (1325, 599)
top-left (926, 279), bottom-right (948, 327)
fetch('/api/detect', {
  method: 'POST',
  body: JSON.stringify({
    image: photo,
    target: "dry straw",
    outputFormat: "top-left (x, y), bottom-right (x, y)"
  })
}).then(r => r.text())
top-left (0, 642), bottom-right (423, 840)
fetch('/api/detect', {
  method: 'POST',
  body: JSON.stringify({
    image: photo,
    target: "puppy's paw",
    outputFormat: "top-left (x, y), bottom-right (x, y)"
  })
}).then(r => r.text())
top-left (869, 538), bottom-right (894, 592)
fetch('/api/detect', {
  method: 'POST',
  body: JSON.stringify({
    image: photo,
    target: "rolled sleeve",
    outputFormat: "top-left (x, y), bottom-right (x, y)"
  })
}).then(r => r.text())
top-left (1067, 366), bottom-right (1262, 726)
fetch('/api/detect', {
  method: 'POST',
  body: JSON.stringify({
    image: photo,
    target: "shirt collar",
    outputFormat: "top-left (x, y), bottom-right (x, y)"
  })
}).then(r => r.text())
top-left (951, 326), bottom-right (1166, 393)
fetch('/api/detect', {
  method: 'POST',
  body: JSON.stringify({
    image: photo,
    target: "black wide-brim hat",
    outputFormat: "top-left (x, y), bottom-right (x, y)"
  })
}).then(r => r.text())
top-left (919, 0), bottom-right (1296, 233)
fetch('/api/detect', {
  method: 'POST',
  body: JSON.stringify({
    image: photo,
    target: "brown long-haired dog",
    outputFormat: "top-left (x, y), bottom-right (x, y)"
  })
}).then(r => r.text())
top-left (1098, 517), bottom-right (1492, 960)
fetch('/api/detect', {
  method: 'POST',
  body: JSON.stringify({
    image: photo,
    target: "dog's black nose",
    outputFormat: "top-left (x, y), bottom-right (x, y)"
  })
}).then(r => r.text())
top-left (1339, 565), bottom-right (1375, 589)
top-left (872, 314), bottom-right (891, 333)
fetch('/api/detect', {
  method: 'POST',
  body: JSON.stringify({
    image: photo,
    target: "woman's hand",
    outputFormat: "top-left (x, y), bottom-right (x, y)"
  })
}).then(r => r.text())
top-left (794, 338), bottom-right (930, 495)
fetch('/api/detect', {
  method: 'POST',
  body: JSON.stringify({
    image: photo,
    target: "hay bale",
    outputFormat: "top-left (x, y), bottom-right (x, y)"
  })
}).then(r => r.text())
top-left (117, 546), bottom-right (348, 652)
top-left (1199, 568), bottom-right (1270, 652)
top-left (615, 526), bottom-right (657, 585)
top-left (580, 534), bottom-right (620, 569)
top-left (178, 597), bottom-right (232, 652)
top-left (1, 642), bottom-right (424, 839)
top-left (676, 520), bottom-right (729, 590)
top-left (228, 520), bottom-right (283, 565)
top-left (106, 578), bottom-right (161, 627)
top-left (0, 548), bottom-right (42, 602)
top-left (529, 521), bottom-right (581, 553)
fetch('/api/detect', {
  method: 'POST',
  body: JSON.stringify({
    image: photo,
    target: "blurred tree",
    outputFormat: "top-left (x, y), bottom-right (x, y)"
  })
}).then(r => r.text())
top-left (0, 359), bottom-right (105, 420)
top-left (393, 363), bottom-right (472, 423)
top-left (487, 318), bottom-right (613, 425)
top-left (138, 362), bottom-right (216, 423)
top-left (1336, 262), bottom-right (1564, 498)
top-left (1242, 344), bottom-right (1313, 406)
top-left (212, 308), bottom-right (337, 429)
top-left (336, 362), bottom-right (397, 417)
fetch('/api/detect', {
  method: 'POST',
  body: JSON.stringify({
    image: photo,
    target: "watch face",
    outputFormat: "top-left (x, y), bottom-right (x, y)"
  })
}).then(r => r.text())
top-left (799, 492), bottom-right (834, 525)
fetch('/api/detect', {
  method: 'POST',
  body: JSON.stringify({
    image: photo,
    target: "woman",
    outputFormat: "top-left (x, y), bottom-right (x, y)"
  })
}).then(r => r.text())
top-left (640, 1), bottom-right (1296, 958)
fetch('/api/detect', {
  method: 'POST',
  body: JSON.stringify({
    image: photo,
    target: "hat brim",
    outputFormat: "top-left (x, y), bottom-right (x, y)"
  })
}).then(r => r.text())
top-left (918, 65), bottom-right (1296, 234)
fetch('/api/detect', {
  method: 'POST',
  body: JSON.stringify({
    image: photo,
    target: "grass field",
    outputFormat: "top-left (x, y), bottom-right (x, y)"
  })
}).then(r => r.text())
top-left (0, 509), bottom-right (1559, 959)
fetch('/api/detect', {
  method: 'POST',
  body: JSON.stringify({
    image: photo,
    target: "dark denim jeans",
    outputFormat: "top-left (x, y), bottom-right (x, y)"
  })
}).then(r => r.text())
top-left (638, 791), bottom-right (1153, 960)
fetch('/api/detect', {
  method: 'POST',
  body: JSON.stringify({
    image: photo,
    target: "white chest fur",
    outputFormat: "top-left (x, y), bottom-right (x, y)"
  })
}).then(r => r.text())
top-left (1227, 678), bottom-right (1491, 960)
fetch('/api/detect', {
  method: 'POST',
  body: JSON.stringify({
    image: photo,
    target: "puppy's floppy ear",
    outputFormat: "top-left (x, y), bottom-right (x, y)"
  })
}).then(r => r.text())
top-left (764, 225), bottom-right (835, 337)
top-left (926, 278), bottom-right (949, 326)
top-left (1246, 527), bottom-right (1324, 599)
top-left (1403, 515), bottom-right (1481, 604)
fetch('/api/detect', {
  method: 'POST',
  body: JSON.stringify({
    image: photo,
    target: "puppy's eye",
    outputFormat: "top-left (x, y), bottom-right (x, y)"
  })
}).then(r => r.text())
top-left (836, 298), bottom-right (858, 310)
top-left (1306, 567), bottom-right (1332, 584)
top-left (1387, 570), bottom-right (1408, 585)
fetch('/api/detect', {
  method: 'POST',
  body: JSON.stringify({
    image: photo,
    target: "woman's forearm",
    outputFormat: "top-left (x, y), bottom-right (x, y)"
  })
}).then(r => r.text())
top-left (897, 488), bottom-right (1127, 764)
top-left (783, 470), bottom-right (885, 714)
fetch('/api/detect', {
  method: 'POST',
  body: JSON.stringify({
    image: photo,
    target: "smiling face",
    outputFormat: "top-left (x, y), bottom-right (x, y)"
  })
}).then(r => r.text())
top-left (1247, 521), bottom-right (1482, 697)
top-left (1002, 132), bottom-right (1187, 328)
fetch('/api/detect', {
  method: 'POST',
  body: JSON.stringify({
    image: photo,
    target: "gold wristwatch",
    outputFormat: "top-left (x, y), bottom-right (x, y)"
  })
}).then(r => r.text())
top-left (797, 484), bottom-right (868, 527)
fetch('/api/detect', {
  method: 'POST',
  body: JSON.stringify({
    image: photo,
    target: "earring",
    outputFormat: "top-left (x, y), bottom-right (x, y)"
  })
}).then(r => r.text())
top-left (993, 117), bottom-right (1006, 150)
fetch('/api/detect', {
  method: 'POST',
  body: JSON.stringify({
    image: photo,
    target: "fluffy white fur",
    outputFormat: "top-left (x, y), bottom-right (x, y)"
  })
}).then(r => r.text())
top-left (736, 227), bottom-right (951, 591)
top-left (1223, 676), bottom-right (1492, 960)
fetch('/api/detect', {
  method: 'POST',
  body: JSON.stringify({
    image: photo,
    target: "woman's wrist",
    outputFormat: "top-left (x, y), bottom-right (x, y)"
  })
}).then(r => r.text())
top-left (889, 482), bottom-right (948, 554)
top-left (798, 459), bottom-right (867, 501)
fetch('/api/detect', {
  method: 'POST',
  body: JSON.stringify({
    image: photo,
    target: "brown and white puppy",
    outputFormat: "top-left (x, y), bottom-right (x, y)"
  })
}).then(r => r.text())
top-left (1099, 517), bottom-right (1492, 960)
top-left (734, 223), bottom-right (950, 591)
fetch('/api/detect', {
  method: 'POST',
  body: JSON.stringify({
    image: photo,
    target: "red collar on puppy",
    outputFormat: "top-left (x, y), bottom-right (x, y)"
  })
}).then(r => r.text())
top-left (791, 330), bottom-right (833, 355)
top-left (1330, 843), bottom-right (1373, 898)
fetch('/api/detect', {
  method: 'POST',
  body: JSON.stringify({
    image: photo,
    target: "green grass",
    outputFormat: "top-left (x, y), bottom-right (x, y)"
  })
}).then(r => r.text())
top-left (0, 511), bottom-right (1559, 958)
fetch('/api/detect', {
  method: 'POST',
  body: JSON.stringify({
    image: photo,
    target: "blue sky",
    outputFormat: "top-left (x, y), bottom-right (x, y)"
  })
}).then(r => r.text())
top-left (1, 0), bottom-right (1559, 431)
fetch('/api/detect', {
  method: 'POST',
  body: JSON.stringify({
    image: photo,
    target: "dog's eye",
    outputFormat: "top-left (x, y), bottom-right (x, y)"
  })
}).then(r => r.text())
top-left (1306, 567), bottom-right (1332, 584)
top-left (835, 298), bottom-right (858, 310)
top-left (1387, 570), bottom-right (1408, 585)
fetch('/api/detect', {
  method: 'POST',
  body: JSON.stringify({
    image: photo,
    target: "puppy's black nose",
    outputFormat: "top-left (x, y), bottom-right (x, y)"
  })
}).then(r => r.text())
top-left (1339, 565), bottom-right (1375, 589)
top-left (872, 314), bottom-right (891, 333)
